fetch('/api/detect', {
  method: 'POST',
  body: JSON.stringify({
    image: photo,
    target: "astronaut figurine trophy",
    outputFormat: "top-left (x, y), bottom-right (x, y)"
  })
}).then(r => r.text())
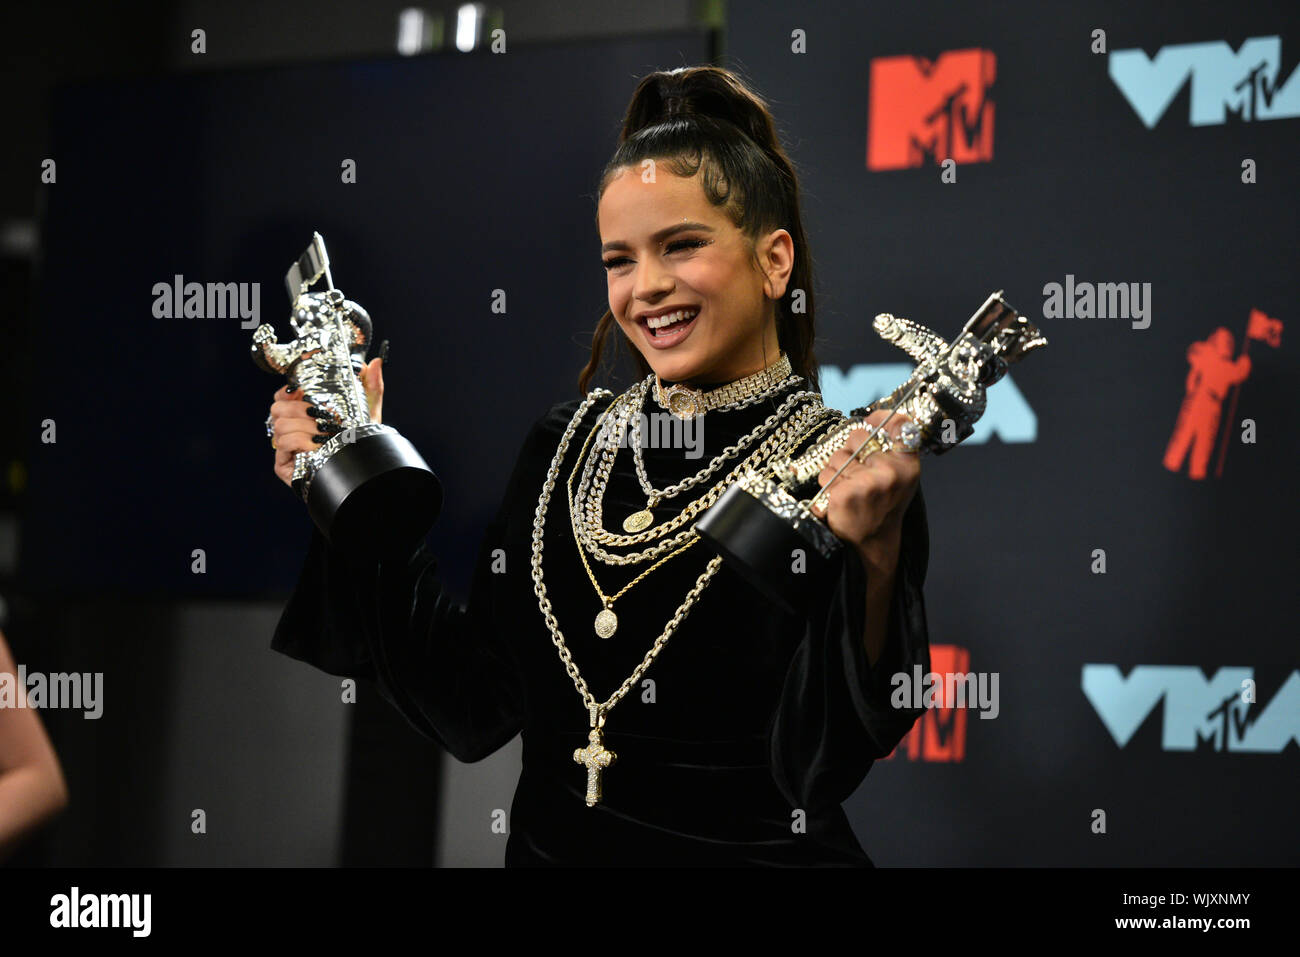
top-left (695, 290), bottom-right (1047, 613)
top-left (252, 232), bottom-right (441, 558)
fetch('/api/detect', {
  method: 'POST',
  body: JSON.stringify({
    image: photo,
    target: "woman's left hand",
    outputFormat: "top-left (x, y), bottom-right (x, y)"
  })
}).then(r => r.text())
top-left (811, 409), bottom-right (921, 568)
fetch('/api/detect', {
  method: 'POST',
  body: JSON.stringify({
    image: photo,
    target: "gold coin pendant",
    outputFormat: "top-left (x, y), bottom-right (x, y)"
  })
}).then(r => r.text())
top-left (622, 509), bottom-right (654, 533)
top-left (594, 608), bottom-right (618, 639)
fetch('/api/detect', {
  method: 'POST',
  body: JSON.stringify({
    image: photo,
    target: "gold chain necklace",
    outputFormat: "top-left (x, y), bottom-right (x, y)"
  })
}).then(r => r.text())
top-left (570, 395), bottom-right (835, 563)
top-left (622, 375), bottom-right (808, 532)
top-left (566, 414), bottom-right (701, 639)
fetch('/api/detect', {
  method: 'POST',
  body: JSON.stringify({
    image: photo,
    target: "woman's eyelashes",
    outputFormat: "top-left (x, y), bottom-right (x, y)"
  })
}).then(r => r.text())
top-left (602, 238), bottom-right (710, 271)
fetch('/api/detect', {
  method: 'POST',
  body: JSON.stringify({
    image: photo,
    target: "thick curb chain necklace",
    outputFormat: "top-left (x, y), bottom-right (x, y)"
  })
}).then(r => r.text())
top-left (530, 388), bottom-right (725, 807)
top-left (571, 393), bottom-right (835, 563)
top-left (625, 372), bottom-right (806, 531)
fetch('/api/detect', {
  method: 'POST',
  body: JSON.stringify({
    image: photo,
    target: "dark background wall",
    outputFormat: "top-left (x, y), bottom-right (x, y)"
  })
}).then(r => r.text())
top-left (3, 1), bottom-right (1296, 866)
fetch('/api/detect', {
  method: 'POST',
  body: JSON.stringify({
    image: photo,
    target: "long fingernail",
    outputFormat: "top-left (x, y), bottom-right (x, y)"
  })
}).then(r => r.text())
top-left (311, 434), bottom-right (328, 444)
top-left (378, 339), bottom-right (389, 366)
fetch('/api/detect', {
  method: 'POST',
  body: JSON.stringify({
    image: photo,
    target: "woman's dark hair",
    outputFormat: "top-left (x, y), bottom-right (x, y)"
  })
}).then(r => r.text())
top-left (578, 65), bottom-right (819, 395)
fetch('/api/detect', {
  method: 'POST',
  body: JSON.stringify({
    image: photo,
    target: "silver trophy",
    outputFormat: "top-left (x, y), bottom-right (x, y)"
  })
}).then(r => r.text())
top-left (695, 291), bottom-right (1047, 613)
top-left (252, 232), bottom-right (441, 557)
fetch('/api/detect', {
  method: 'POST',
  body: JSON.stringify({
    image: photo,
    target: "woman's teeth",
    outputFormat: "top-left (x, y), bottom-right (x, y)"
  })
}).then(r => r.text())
top-left (646, 309), bottom-right (699, 335)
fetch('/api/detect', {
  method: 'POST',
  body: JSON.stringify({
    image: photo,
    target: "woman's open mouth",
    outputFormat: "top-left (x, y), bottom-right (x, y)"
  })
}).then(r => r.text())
top-left (638, 307), bottom-right (700, 349)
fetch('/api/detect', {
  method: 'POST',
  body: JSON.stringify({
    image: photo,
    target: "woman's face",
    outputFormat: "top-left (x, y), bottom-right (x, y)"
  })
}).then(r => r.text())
top-left (597, 165), bottom-right (791, 386)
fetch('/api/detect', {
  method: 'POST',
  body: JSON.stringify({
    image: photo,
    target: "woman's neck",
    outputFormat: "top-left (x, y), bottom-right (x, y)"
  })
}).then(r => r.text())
top-left (659, 351), bottom-right (788, 390)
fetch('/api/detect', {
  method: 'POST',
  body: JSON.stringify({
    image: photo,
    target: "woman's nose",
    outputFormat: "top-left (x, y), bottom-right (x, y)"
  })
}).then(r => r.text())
top-left (632, 256), bottom-right (673, 299)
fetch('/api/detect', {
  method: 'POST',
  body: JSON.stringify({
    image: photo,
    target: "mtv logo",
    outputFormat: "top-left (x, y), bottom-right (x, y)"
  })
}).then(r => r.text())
top-left (882, 645), bottom-right (970, 762)
top-left (818, 363), bottom-right (1038, 444)
top-left (1109, 35), bottom-right (1300, 127)
top-left (867, 47), bottom-right (996, 170)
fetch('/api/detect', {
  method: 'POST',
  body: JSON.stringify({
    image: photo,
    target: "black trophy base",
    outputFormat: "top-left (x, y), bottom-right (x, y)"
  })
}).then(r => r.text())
top-left (694, 482), bottom-right (838, 616)
top-left (303, 430), bottom-right (442, 560)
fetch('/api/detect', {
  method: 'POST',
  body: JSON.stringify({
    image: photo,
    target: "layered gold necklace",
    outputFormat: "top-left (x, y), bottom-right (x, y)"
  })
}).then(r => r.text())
top-left (529, 359), bottom-right (843, 807)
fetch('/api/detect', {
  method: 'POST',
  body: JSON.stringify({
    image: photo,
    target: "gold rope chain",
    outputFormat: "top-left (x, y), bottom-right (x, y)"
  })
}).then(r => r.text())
top-left (567, 411), bottom-right (702, 606)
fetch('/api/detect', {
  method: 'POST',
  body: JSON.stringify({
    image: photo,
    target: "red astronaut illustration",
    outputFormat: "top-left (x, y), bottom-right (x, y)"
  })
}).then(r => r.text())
top-left (1162, 328), bottom-right (1252, 480)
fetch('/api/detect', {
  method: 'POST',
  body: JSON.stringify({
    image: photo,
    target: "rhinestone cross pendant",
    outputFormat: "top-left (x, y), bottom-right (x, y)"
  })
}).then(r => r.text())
top-left (573, 706), bottom-right (617, 807)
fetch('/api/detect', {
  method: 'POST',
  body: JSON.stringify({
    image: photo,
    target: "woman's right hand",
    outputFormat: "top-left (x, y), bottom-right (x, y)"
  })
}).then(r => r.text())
top-left (270, 357), bottom-right (385, 489)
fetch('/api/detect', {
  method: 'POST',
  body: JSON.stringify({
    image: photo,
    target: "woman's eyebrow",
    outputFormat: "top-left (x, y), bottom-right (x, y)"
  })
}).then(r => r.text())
top-left (601, 221), bottom-right (713, 253)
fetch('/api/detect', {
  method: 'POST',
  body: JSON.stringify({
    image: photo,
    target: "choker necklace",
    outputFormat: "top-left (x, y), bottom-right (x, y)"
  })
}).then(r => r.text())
top-left (654, 352), bottom-right (793, 420)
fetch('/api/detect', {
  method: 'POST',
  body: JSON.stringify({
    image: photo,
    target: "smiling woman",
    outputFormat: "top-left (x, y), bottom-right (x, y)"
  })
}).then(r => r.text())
top-left (269, 64), bottom-right (931, 867)
top-left (581, 67), bottom-right (818, 395)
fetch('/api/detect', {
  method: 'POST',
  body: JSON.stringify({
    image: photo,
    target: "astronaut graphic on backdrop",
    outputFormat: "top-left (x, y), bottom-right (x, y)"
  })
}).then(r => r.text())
top-left (1162, 327), bottom-right (1251, 480)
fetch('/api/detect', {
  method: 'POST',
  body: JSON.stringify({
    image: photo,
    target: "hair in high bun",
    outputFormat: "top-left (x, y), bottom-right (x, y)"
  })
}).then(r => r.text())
top-left (578, 65), bottom-right (819, 396)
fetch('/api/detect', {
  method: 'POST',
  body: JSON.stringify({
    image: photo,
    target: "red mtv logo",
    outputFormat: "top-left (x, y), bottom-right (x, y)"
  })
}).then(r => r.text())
top-left (867, 48), bottom-right (996, 171)
top-left (881, 645), bottom-right (969, 762)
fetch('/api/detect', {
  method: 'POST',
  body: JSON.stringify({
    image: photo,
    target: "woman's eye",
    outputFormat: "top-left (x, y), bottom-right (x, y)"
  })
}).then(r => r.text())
top-left (666, 239), bottom-right (707, 253)
top-left (602, 239), bottom-right (708, 271)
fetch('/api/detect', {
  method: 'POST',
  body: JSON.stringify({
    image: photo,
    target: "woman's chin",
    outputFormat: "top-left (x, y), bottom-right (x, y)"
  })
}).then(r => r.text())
top-left (647, 359), bottom-right (705, 385)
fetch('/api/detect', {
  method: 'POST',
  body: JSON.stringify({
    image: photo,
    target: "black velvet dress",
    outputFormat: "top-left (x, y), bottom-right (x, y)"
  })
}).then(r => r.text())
top-left (270, 376), bottom-right (931, 866)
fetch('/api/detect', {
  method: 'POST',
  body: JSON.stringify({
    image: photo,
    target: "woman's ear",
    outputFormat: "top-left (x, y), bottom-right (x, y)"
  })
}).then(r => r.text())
top-left (759, 228), bottom-right (794, 300)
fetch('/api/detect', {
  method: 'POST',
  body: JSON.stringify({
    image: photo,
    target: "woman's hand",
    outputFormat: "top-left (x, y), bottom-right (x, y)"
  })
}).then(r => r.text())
top-left (360, 355), bottom-right (384, 424)
top-left (269, 357), bottom-right (385, 489)
top-left (811, 409), bottom-right (921, 570)
top-left (812, 409), bottom-right (921, 667)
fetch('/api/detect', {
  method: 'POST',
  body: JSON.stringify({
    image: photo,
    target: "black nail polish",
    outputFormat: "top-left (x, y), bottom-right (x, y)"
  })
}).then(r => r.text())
top-left (379, 339), bottom-right (389, 366)
top-left (317, 423), bottom-right (342, 435)
top-left (304, 405), bottom-right (323, 418)
top-left (311, 434), bottom-right (328, 444)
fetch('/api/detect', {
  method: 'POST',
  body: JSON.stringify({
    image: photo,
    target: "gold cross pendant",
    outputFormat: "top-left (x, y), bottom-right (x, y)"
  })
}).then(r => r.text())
top-left (573, 706), bottom-right (617, 807)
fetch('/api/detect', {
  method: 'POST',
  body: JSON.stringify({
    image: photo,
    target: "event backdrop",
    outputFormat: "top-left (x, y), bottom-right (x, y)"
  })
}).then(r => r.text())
top-left (20, 3), bottom-right (1297, 865)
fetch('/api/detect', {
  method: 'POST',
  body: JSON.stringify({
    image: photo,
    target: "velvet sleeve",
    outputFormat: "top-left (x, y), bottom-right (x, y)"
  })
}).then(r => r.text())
top-left (768, 485), bottom-right (931, 811)
top-left (268, 413), bottom-right (552, 763)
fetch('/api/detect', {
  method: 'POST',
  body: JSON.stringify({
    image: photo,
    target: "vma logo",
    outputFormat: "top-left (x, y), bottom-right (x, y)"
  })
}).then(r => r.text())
top-left (819, 364), bottom-right (1038, 444)
top-left (1109, 35), bottom-right (1300, 127)
top-left (881, 645), bottom-right (970, 762)
top-left (1082, 665), bottom-right (1300, 752)
top-left (867, 47), bottom-right (996, 170)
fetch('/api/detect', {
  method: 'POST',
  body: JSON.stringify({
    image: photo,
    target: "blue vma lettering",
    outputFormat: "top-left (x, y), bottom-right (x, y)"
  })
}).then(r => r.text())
top-left (1082, 666), bottom-right (1300, 752)
top-left (818, 363), bottom-right (1038, 444)
top-left (1109, 35), bottom-right (1300, 127)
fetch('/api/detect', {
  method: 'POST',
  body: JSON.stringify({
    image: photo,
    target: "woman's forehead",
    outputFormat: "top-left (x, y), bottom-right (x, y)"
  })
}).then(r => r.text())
top-left (598, 170), bottom-right (727, 234)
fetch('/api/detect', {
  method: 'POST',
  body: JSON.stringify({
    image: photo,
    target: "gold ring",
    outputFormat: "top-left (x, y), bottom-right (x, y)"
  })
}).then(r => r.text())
top-left (811, 488), bottom-right (830, 517)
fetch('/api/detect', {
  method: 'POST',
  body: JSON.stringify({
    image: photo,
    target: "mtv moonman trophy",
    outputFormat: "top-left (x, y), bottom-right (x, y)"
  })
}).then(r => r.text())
top-left (695, 290), bottom-right (1047, 613)
top-left (252, 232), bottom-right (441, 557)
